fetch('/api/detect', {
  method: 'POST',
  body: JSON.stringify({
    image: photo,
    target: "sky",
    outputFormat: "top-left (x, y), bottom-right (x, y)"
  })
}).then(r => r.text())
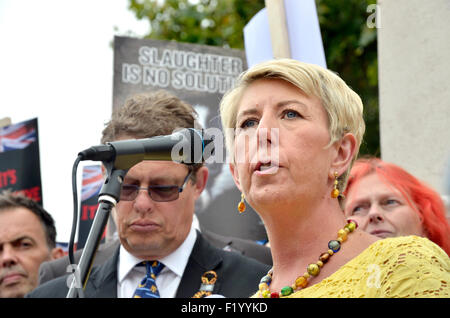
top-left (0, 0), bottom-right (149, 242)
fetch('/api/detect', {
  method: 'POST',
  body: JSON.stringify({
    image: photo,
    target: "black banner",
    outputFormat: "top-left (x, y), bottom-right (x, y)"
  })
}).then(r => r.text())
top-left (113, 36), bottom-right (267, 242)
top-left (0, 118), bottom-right (43, 204)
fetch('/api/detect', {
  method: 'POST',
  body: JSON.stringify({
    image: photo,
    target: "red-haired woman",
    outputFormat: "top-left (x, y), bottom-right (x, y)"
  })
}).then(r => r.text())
top-left (344, 157), bottom-right (450, 256)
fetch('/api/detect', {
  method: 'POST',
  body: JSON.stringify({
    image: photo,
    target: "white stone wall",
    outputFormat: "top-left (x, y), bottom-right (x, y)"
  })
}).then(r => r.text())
top-left (378, 0), bottom-right (450, 208)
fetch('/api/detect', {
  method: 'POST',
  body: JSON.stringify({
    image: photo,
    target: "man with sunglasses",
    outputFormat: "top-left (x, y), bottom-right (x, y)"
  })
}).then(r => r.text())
top-left (27, 90), bottom-right (270, 298)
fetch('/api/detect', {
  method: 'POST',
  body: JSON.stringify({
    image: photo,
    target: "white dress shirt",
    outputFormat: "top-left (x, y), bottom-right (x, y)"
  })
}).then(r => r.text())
top-left (117, 226), bottom-right (197, 298)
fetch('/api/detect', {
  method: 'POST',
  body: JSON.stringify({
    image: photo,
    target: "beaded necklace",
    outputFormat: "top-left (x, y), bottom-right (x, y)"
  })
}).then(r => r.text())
top-left (258, 220), bottom-right (358, 298)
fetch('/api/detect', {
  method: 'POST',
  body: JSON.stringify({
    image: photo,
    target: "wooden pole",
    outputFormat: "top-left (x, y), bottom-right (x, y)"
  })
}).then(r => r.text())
top-left (0, 117), bottom-right (12, 129)
top-left (265, 0), bottom-right (291, 58)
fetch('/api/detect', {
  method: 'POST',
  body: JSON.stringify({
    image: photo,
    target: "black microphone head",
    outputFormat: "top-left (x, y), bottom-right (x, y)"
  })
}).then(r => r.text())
top-left (78, 144), bottom-right (114, 162)
top-left (77, 128), bottom-right (216, 170)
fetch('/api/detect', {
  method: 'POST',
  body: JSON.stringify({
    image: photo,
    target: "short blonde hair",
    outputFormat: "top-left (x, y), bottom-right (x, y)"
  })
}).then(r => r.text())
top-left (219, 58), bottom-right (365, 193)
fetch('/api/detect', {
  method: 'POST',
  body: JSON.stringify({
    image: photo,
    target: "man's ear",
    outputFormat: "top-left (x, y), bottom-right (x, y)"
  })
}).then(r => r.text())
top-left (229, 163), bottom-right (242, 192)
top-left (192, 166), bottom-right (209, 199)
top-left (330, 133), bottom-right (357, 176)
top-left (50, 247), bottom-right (65, 260)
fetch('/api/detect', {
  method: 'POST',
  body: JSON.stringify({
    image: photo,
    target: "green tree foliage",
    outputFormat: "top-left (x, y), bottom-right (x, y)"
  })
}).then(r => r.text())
top-left (128, 0), bottom-right (379, 155)
top-left (317, 0), bottom-right (379, 156)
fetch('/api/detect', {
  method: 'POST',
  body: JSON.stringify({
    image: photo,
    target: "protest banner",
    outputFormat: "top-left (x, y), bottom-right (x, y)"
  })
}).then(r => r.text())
top-left (112, 36), bottom-right (267, 242)
top-left (77, 165), bottom-right (105, 249)
top-left (0, 118), bottom-right (43, 204)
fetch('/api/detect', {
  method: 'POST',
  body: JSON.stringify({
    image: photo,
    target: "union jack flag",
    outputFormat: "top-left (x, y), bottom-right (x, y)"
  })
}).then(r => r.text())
top-left (81, 165), bottom-right (104, 201)
top-left (55, 242), bottom-right (75, 256)
top-left (0, 119), bottom-right (37, 153)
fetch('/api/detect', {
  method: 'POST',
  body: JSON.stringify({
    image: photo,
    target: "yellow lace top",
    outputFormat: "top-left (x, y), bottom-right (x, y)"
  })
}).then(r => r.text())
top-left (255, 236), bottom-right (450, 298)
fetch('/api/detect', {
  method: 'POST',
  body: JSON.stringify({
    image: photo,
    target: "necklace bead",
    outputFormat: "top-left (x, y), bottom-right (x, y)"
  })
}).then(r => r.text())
top-left (295, 276), bottom-right (308, 288)
top-left (345, 220), bottom-right (357, 232)
top-left (337, 229), bottom-right (348, 241)
top-left (261, 290), bottom-right (270, 298)
top-left (281, 286), bottom-right (294, 296)
top-left (258, 220), bottom-right (358, 298)
top-left (328, 240), bottom-right (341, 252)
top-left (307, 263), bottom-right (320, 276)
top-left (260, 275), bottom-right (271, 284)
top-left (319, 252), bottom-right (330, 263)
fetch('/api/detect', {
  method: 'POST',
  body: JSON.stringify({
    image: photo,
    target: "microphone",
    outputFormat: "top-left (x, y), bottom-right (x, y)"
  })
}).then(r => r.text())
top-left (78, 128), bottom-right (214, 170)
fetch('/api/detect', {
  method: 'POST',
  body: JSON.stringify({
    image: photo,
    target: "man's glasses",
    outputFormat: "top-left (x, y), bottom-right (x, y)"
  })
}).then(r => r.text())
top-left (120, 169), bottom-right (193, 202)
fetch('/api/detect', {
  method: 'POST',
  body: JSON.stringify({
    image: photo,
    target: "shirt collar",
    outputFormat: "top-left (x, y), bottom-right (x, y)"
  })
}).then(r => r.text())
top-left (118, 226), bottom-right (197, 283)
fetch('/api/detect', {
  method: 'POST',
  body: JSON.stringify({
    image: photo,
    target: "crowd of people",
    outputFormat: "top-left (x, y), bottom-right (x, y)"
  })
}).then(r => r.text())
top-left (1, 58), bottom-right (449, 298)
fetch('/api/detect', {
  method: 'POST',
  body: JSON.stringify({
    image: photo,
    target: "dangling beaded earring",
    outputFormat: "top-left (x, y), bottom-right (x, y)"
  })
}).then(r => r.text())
top-left (331, 171), bottom-right (339, 198)
top-left (238, 193), bottom-right (246, 213)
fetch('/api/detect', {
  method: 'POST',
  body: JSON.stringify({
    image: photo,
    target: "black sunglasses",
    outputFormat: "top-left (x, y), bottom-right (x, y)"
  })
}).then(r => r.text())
top-left (120, 169), bottom-right (193, 202)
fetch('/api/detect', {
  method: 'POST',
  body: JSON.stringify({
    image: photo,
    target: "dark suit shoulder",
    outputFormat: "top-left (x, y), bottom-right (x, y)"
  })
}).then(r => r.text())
top-left (28, 247), bottom-right (119, 298)
top-left (182, 232), bottom-right (269, 298)
top-left (201, 228), bottom-right (272, 265)
top-left (214, 247), bottom-right (270, 297)
top-left (26, 275), bottom-right (70, 298)
top-left (216, 246), bottom-right (270, 271)
top-left (39, 239), bottom-right (120, 285)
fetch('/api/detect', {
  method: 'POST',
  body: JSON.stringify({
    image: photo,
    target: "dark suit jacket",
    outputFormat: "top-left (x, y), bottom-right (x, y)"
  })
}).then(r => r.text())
top-left (38, 238), bottom-right (120, 285)
top-left (27, 231), bottom-right (270, 298)
top-left (38, 229), bottom-right (272, 285)
top-left (196, 228), bottom-right (272, 266)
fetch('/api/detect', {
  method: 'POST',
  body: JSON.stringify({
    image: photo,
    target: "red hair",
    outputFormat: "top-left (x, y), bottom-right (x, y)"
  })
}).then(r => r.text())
top-left (344, 157), bottom-right (450, 256)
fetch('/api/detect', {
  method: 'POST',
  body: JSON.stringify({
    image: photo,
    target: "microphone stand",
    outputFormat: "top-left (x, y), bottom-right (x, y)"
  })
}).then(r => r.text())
top-left (66, 162), bottom-right (127, 298)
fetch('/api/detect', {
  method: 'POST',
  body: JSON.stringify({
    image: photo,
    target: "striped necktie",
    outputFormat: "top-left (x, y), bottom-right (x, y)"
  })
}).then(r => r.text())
top-left (133, 261), bottom-right (164, 298)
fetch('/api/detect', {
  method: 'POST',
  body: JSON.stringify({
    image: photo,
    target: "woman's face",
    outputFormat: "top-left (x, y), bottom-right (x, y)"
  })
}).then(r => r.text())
top-left (230, 78), bottom-right (334, 213)
top-left (344, 173), bottom-right (424, 238)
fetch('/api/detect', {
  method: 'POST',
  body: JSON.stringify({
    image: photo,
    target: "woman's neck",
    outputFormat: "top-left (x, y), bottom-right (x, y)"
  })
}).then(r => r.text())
top-left (260, 198), bottom-right (349, 292)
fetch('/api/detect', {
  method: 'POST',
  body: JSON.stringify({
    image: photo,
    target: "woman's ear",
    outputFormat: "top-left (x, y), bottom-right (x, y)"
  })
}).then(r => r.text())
top-left (330, 133), bottom-right (357, 176)
top-left (229, 163), bottom-right (242, 192)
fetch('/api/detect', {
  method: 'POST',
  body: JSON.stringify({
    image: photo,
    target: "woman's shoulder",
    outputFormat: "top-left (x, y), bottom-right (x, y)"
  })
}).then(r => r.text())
top-left (361, 235), bottom-right (449, 267)
top-left (289, 235), bottom-right (449, 298)
top-left (363, 235), bottom-right (446, 256)
top-left (352, 235), bottom-right (450, 297)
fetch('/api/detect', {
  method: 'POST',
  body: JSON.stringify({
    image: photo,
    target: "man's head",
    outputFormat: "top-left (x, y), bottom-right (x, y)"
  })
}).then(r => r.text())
top-left (0, 193), bottom-right (64, 297)
top-left (102, 90), bottom-right (209, 259)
